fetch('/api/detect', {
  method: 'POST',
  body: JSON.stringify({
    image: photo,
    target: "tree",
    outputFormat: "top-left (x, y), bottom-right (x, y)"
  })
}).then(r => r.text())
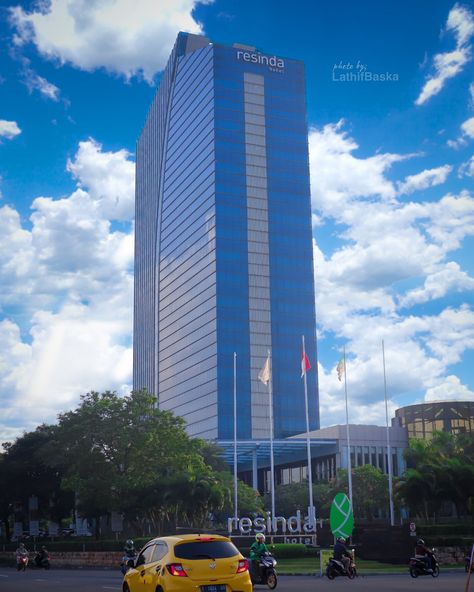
top-left (40, 390), bottom-right (213, 535)
top-left (263, 480), bottom-right (333, 519)
top-left (329, 467), bottom-right (389, 521)
top-left (33, 389), bottom-right (260, 535)
top-left (215, 472), bottom-right (264, 519)
top-left (396, 431), bottom-right (474, 521)
top-left (0, 425), bottom-right (72, 539)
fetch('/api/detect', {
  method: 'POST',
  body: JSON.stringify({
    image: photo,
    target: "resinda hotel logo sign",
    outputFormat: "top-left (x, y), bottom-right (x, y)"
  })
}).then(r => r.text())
top-left (236, 50), bottom-right (285, 73)
top-left (228, 510), bottom-right (316, 535)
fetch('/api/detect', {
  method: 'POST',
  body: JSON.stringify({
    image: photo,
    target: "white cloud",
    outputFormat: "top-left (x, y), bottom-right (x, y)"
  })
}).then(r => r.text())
top-left (0, 139), bottom-right (135, 443)
top-left (0, 119), bottom-right (21, 139)
top-left (308, 120), bottom-right (411, 218)
top-left (447, 117), bottom-right (474, 149)
top-left (309, 121), bottom-right (474, 427)
top-left (66, 139), bottom-right (135, 221)
top-left (9, 0), bottom-right (208, 82)
top-left (23, 68), bottom-right (60, 101)
top-left (459, 154), bottom-right (474, 177)
top-left (415, 3), bottom-right (474, 106)
top-left (400, 262), bottom-right (474, 307)
top-left (461, 117), bottom-right (474, 139)
top-left (397, 164), bottom-right (452, 195)
top-left (425, 375), bottom-right (474, 401)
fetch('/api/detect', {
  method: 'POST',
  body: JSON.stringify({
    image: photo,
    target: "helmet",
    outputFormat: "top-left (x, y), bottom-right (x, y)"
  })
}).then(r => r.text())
top-left (417, 539), bottom-right (425, 546)
top-left (337, 537), bottom-right (346, 544)
top-left (125, 539), bottom-right (134, 549)
top-left (255, 533), bottom-right (265, 542)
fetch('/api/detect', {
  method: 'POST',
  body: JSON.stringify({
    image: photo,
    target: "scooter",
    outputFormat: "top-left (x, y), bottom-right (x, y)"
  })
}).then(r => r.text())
top-left (250, 552), bottom-right (278, 589)
top-left (326, 552), bottom-right (357, 580)
top-left (34, 552), bottom-right (51, 569)
top-left (409, 551), bottom-right (439, 578)
top-left (16, 554), bottom-right (29, 571)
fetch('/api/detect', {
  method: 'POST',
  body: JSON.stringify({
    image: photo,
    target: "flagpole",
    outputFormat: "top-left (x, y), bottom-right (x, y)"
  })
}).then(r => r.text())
top-left (302, 335), bottom-right (314, 526)
top-left (233, 352), bottom-right (238, 522)
top-left (268, 349), bottom-right (276, 531)
top-left (382, 340), bottom-right (395, 526)
top-left (343, 345), bottom-right (353, 508)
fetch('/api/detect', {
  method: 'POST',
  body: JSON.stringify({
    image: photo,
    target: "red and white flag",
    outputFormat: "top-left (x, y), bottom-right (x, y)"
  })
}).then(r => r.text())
top-left (336, 357), bottom-right (345, 382)
top-left (301, 352), bottom-right (311, 377)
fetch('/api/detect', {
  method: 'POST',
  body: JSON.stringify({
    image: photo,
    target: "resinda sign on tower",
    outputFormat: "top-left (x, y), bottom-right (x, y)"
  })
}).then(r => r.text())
top-left (236, 50), bottom-right (285, 73)
top-left (228, 510), bottom-right (316, 535)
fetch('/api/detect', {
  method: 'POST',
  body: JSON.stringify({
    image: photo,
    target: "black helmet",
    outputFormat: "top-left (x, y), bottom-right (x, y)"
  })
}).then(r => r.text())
top-left (417, 539), bottom-right (425, 546)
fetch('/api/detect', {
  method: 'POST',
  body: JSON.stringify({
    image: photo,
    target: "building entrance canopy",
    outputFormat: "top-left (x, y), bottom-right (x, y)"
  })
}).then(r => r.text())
top-left (215, 438), bottom-right (337, 471)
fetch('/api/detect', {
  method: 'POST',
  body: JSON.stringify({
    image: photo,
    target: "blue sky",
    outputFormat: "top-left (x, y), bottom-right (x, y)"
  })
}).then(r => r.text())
top-left (0, 0), bottom-right (473, 443)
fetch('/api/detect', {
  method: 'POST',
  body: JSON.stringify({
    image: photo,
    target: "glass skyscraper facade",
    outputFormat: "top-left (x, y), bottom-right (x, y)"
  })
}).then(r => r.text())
top-left (134, 32), bottom-right (319, 441)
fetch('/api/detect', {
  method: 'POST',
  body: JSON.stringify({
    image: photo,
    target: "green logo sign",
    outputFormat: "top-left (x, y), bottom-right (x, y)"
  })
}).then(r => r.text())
top-left (330, 492), bottom-right (354, 538)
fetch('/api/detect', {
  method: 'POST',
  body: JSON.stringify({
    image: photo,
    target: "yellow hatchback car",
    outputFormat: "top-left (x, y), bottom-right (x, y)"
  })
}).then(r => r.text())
top-left (123, 533), bottom-right (252, 592)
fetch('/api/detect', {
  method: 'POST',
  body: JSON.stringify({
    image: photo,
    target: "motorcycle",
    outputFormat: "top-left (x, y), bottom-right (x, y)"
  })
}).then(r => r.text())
top-left (465, 556), bottom-right (474, 573)
top-left (16, 553), bottom-right (29, 571)
top-left (326, 552), bottom-right (357, 580)
top-left (120, 551), bottom-right (137, 575)
top-left (250, 552), bottom-right (278, 589)
top-left (34, 552), bottom-right (51, 569)
top-left (409, 551), bottom-right (439, 578)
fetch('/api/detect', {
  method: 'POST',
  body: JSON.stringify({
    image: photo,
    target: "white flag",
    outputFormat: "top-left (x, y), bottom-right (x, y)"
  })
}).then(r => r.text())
top-left (258, 356), bottom-right (271, 385)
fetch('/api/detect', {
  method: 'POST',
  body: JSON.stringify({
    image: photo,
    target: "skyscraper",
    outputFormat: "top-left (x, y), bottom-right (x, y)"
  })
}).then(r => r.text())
top-left (134, 32), bottom-right (319, 441)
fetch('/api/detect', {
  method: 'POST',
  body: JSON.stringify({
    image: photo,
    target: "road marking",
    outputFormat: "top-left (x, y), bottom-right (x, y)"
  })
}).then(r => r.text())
top-left (102, 587), bottom-right (119, 590)
top-left (0, 575), bottom-right (8, 578)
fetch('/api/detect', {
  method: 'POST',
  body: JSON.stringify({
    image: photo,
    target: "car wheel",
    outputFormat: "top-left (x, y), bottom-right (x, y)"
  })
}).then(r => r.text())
top-left (431, 566), bottom-right (440, 578)
top-left (123, 583), bottom-right (131, 592)
top-left (266, 571), bottom-right (277, 589)
top-left (409, 567), bottom-right (418, 578)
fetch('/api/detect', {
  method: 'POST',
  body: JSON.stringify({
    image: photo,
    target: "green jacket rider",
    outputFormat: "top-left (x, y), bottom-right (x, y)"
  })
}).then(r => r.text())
top-left (250, 533), bottom-right (268, 560)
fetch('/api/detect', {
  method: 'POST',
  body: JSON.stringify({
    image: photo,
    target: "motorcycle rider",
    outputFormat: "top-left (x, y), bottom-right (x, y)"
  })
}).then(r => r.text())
top-left (15, 542), bottom-right (29, 568)
top-left (121, 539), bottom-right (137, 574)
top-left (333, 536), bottom-right (352, 573)
top-left (124, 539), bottom-right (136, 556)
top-left (35, 545), bottom-right (49, 567)
top-left (249, 532), bottom-right (268, 581)
top-left (415, 538), bottom-right (433, 572)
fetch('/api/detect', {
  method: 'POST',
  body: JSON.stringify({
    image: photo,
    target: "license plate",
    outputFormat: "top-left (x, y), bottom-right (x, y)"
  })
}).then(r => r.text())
top-left (201, 586), bottom-right (226, 592)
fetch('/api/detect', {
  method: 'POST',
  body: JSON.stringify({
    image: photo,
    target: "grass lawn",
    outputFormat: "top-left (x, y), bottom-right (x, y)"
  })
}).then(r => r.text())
top-left (276, 556), bottom-right (464, 574)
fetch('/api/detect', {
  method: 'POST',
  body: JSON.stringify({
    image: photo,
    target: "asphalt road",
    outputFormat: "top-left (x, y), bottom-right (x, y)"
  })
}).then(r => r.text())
top-left (0, 568), bottom-right (469, 591)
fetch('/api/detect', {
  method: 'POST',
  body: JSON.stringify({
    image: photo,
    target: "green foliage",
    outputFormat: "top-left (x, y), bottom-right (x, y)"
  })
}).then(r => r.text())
top-left (396, 431), bottom-right (474, 521)
top-left (264, 480), bottom-right (333, 518)
top-left (235, 543), bottom-right (317, 559)
top-left (0, 425), bottom-right (74, 539)
top-left (269, 543), bottom-right (316, 558)
top-left (213, 472), bottom-right (264, 519)
top-left (0, 390), bottom-right (259, 539)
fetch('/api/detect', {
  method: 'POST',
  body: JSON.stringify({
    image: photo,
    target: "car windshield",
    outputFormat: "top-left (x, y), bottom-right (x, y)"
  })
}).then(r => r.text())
top-left (174, 541), bottom-right (239, 560)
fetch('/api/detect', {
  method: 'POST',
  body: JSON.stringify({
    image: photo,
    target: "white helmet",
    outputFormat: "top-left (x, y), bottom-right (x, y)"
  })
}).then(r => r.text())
top-left (255, 533), bottom-right (265, 542)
